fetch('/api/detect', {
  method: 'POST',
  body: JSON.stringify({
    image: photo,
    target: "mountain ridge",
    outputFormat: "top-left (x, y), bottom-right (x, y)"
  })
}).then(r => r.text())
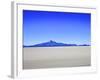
top-left (24, 40), bottom-right (90, 47)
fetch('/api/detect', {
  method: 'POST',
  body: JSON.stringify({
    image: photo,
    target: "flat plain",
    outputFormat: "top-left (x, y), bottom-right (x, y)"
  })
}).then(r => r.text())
top-left (23, 46), bottom-right (91, 69)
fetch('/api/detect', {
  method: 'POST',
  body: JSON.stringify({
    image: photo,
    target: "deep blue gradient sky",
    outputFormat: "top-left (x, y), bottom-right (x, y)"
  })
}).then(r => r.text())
top-left (23, 10), bottom-right (91, 46)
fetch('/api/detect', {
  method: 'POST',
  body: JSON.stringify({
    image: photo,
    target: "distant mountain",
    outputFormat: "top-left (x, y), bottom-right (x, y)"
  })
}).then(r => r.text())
top-left (24, 40), bottom-right (78, 47)
top-left (24, 40), bottom-right (90, 47)
top-left (78, 44), bottom-right (90, 46)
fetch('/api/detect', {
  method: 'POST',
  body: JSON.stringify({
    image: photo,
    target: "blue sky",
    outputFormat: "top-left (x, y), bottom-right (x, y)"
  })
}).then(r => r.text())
top-left (23, 10), bottom-right (91, 46)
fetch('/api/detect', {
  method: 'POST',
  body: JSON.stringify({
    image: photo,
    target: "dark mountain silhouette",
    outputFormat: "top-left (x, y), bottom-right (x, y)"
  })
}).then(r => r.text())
top-left (24, 40), bottom-right (90, 47)
top-left (78, 44), bottom-right (90, 46)
top-left (23, 40), bottom-right (91, 47)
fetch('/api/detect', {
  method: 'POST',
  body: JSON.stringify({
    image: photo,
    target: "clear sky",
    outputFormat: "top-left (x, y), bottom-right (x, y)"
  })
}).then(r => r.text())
top-left (23, 10), bottom-right (91, 46)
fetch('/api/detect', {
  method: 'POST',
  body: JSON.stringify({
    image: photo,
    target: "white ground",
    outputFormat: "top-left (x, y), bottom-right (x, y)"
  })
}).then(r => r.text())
top-left (23, 46), bottom-right (91, 69)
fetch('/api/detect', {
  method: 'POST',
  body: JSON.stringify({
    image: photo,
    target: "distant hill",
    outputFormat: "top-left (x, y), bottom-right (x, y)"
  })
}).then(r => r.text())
top-left (24, 40), bottom-right (90, 47)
